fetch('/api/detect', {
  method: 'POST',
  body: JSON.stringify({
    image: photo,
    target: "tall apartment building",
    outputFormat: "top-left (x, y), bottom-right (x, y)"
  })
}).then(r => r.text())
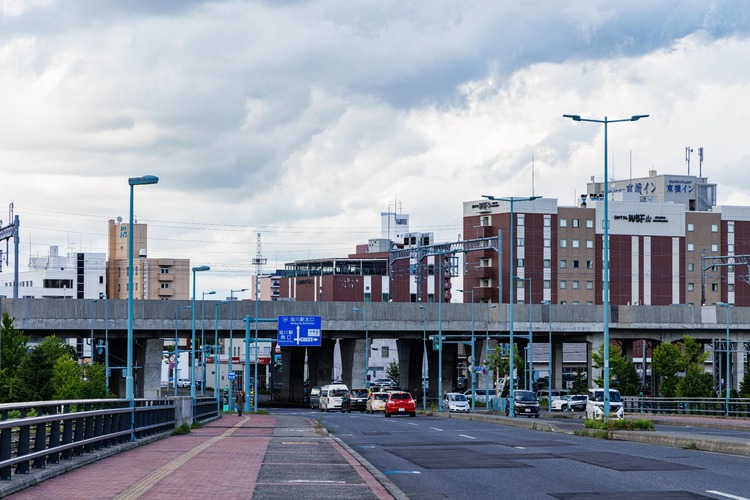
top-left (107, 219), bottom-right (190, 300)
top-left (462, 171), bottom-right (749, 307)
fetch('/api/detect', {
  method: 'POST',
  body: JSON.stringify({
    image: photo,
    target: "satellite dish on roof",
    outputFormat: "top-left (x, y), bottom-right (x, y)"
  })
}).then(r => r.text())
top-left (116, 216), bottom-right (123, 224)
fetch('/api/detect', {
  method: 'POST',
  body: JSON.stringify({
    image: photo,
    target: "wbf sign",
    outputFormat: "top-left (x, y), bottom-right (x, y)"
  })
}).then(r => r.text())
top-left (277, 316), bottom-right (322, 347)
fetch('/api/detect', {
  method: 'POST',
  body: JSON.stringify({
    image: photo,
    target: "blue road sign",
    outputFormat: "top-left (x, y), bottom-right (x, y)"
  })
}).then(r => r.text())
top-left (277, 315), bottom-right (322, 347)
top-left (228, 372), bottom-right (236, 380)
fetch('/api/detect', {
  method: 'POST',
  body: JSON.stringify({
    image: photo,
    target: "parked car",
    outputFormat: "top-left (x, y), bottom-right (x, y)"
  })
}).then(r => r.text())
top-left (586, 389), bottom-right (624, 420)
top-left (309, 386), bottom-right (322, 409)
top-left (341, 389), bottom-right (369, 413)
top-left (373, 378), bottom-right (396, 387)
top-left (320, 384), bottom-right (349, 412)
top-left (177, 378), bottom-right (191, 388)
top-left (366, 392), bottom-right (390, 413)
top-left (566, 394), bottom-right (588, 412)
top-left (506, 390), bottom-right (540, 418)
top-left (550, 396), bottom-right (571, 411)
top-left (443, 392), bottom-right (471, 413)
top-left (464, 388), bottom-right (496, 404)
top-left (384, 391), bottom-right (416, 418)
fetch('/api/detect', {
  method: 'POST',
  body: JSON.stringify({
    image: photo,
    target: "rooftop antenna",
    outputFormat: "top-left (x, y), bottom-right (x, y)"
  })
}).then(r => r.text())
top-left (698, 147), bottom-right (704, 177)
top-left (686, 146), bottom-right (693, 175)
top-left (252, 232), bottom-right (267, 275)
top-left (531, 156), bottom-right (535, 197)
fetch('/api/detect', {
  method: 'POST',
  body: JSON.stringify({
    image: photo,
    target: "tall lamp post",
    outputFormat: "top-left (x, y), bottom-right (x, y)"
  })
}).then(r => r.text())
top-left (190, 266), bottom-right (210, 401)
top-left (541, 300), bottom-right (552, 413)
top-left (201, 290), bottom-right (216, 395)
top-left (214, 300), bottom-right (229, 413)
top-left (104, 295), bottom-right (110, 393)
top-left (228, 288), bottom-right (248, 412)
top-left (482, 194), bottom-right (540, 416)
top-left (419, 305), bottom-right (427, 412)
top-left (516, 277), bottom-right (533, 390)
top-left (90, 299), bottom-right (98, 363)
top-left (353, 307), bottom-right (370, 388)
top-left (174, 305), bottom-right (191, 397)
top-left (458, 289), bottom-right (476, 412)
top-left (563, 113), bottom-right (648, 421)
top-left (127, 174), bottom-right (159, 406)
top-left (717, 302), bottom-right (731, 416)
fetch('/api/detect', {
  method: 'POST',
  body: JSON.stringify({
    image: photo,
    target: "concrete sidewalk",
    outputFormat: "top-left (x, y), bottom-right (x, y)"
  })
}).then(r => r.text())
top-left (3, 414), bottom-right (400, 499)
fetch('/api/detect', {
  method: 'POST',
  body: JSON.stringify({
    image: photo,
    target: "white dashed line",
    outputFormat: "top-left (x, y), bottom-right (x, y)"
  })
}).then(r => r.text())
top-left (459, 434), bottom-right (476, 440)
top-left (430, 427), bottom-right (444, 432)
top-left (706, 491), bottom-right (750, 500)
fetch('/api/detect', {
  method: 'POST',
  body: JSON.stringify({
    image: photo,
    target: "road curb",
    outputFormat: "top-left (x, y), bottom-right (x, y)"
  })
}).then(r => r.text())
top-left (430, 411), bottom-right (562, 433)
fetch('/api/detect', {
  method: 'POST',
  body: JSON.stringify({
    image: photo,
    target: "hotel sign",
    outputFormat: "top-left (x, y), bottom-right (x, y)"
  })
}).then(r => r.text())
top-left (613, 214), bottom-right (669, 223)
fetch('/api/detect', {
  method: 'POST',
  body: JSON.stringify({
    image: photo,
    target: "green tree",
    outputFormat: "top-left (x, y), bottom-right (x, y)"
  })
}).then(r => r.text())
top-left (740, 371), bottom-right (750, 397)
top-left (52, 356), bottom-right (84, 400)
top-left (570, 369), bottom-right (588, 395)
top-left (651, 341), bottom-right (681, 397)
top-left (591, 343), bottom-right (641, 395)
top-left (1, 313), bottom-right (29, 374)
top-left (80, 363), bottom-right (110, 399)
top-left (386, 361), bottom-right (399, 384)
top-left (652, 335), bottom-right (710, 397)
top-left (486, 344), bottom-right (523, 386)
top-left (676, 364), bottom-right (714, 398)
top-left (17, 336), bottom-right (78, 401)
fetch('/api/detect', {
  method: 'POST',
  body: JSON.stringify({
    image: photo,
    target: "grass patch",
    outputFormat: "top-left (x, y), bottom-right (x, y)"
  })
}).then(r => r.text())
top-left (584, 418), bottom-right (654, 431)
top-left (190, 420), bottom-right (202, 429)
top-left (685, 441), bottom-right (698, 450)
top-left (173, 421), bottom-right (191, 435)
top-left (574, 428), bottom-right (611, 439)
top-left (252, 409), bottom-right (269, 415)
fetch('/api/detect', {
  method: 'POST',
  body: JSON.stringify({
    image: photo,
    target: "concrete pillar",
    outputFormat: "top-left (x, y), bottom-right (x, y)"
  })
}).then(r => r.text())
top-left (173, 396), bottom-right (193, 426)
top-left (280, 346), bottom-right (306, 402)
top-left (306, 339), bottom-right (336, 387)
top-left (396, 339), bottom-right (423, 398)
top-left (589, 332), bottom-right (604, 389)
top-left (427, 342), bottom-right (457, 399)
top-left (339, 338), bottom-right (368, 389)
top-left (622, 339), bottom-right (634, 364)
top-left (142, 339), bottom-right (164, 399)
top-left (553, 342), bottom-right (564, 391)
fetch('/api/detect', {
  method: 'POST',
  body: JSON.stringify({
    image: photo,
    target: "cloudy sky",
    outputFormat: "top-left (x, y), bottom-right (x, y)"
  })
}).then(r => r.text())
top-left (2, 1), bottom-right (750, 297)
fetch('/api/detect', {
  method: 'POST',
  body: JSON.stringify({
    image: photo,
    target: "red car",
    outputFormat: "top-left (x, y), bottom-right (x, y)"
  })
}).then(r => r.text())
top-left (384, 391), bottom-right (416, 418)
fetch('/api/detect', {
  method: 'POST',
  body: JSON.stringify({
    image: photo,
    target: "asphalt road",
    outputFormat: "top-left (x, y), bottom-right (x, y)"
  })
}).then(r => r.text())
top-left (276, 408), bottom-right (750, 500)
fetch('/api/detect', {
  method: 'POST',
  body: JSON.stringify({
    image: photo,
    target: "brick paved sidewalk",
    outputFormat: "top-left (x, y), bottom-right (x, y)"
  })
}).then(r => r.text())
top-left (6, 414), bottom-right (395, 500)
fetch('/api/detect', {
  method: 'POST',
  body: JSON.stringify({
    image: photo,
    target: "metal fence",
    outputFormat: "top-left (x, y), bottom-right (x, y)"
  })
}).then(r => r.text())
top-left (0, 396), bottom-right (218, 483)
top-left (623, 396), bottom-right (750, 418)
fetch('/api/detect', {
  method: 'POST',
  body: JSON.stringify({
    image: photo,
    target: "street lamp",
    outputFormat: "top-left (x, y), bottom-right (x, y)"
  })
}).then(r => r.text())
top-left (419, 305), bottom-right (427, 412)
top-left (191, 266), bottom-right (210, 401)
top-left (516, 276), bottom-right (533, 390)
top-left (215, 300), bottom-right (229, 413)
top-left (541, 300), bottom-right (552, 413)
top-left (201, 290), bottom-right (216, 395)
top-left (481, 194), bottom-right (541, 416)
top-left (175, 305), bottom-right (191, 397)
top-left (229, 288), bottom-right (248, 411)
top-left (127, 174), bottom-right (159, 405)
top-left (90, 299), bottom-right (98, 364)
top-left (563, 113), bottom-right (648, 421)
top-left (103, 295), bottom-right (110, 393)
top-left (458, 289), bottom-right (476, 412)
top-left (717, 302), bottom-right (731, 416)
top-left (353, 307), bottom-right (370, 388)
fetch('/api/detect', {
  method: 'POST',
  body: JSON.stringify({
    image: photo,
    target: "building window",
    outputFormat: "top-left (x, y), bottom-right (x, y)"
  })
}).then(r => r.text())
top-left (560, 260), bottom-right (567, 269)
top-left (544, 239), bottom-right (551, 248)
top-left (687, 223), bottom-right (694, 232)
top-left (586, 219), bottom-right (593, 228)
top-left (544, 280), bottom-right (550, 289)
top-left (572, 281), bottom-right (579, 289)
top-left (544, 215), bottom-right (551, 227)
top-left (586, 240), bottom-right (594, 249)
top-left (381, 346), bottom-right (389, 358)
top-left (687, 263), bottom-right (694, 271)
top-left (729, 244), bottom-right (735, 253)
top-left (572, 240), bottom-right (580, 248)
top-left (382, 293), bottom-right (389, 302)
top-left (587, 260), bottom-right (594, 269)
top-left (711, 224), bottom-right (718, 233)
top-left (517, 238), bottom-right (524, 246)
top-left (99, 276), bottom-right (104, 284)
top-left (160, 283), bottom-right (170, 289)
top-left (729, 284), bottom-right (735, 292)
top-left (543, 259), bottom-right (550, 268)
top-left (728, 265), bottom-right (734, 272)
top-left (517, 214), bottom-right (525, 226)
top-left (560, 280), bottom-right (567, 289)
top-left (517, 258), bottom-right (524, 268)
top-left (573, 260), bottom-right (580, 268)
top-left (560, 239), bottom-right (567, 248)
top-left (586, 281), bottom-right (593, 290)
top-left (687, 243), bottom-right (694, 252)
top-left (572, 301), bottom-right (580, 305)
top-left (711, 244), bottom-right (719, 252)
top-left (117, 284), bottom-right (121, 292)
top-left (480, 215), bottom-right (491, 226)
top-left (687, 283), bottom-right (694, 291)
top-left (364, 292), bottom-right (371, 302)
top-left (480, 258), bottom-right (492, 267)
top-left (572, 218), bottom-right (579, 228)
top-left (160, 267), bottom-right (170, 274)
top-left (560, 219), bottom-right (567, 228)
top-left (728, 222), bottom-right (734, 233)
top-left (480, 279), bottom-right (491, 288)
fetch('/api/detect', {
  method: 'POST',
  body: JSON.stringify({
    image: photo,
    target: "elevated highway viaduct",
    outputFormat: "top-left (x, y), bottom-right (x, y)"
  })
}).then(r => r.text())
top-left (2, 299), bottom-right (749, 402)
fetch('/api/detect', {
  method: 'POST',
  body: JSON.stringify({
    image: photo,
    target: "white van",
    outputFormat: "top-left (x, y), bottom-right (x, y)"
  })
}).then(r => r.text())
top-left (586, 388), bottom-right (624, 420)
top-left (319, 384), bottom-right (349, 412)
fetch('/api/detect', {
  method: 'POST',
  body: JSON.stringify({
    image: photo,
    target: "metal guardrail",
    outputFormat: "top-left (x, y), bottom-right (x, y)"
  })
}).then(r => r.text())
top-left (623, 396), bottom-right (750, 418)
top-left (0, 396), bottom-right (219, 483)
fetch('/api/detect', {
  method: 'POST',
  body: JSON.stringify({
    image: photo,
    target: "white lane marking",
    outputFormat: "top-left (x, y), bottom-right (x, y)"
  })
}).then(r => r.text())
top-left (706, 491), bottom-right (750, 500)
top-left (430, 427), bottom-right (444, 432)
top-left (459, 434), bottom-right (476, 440)
top-left (408, 423), bottom-right (419, 426)
top-left (514, 446), bottom-right (526, 450)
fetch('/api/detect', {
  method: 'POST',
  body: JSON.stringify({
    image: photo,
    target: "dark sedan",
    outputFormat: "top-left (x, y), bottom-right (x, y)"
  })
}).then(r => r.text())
top-left (341, 389), bottom-right (369, 412)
